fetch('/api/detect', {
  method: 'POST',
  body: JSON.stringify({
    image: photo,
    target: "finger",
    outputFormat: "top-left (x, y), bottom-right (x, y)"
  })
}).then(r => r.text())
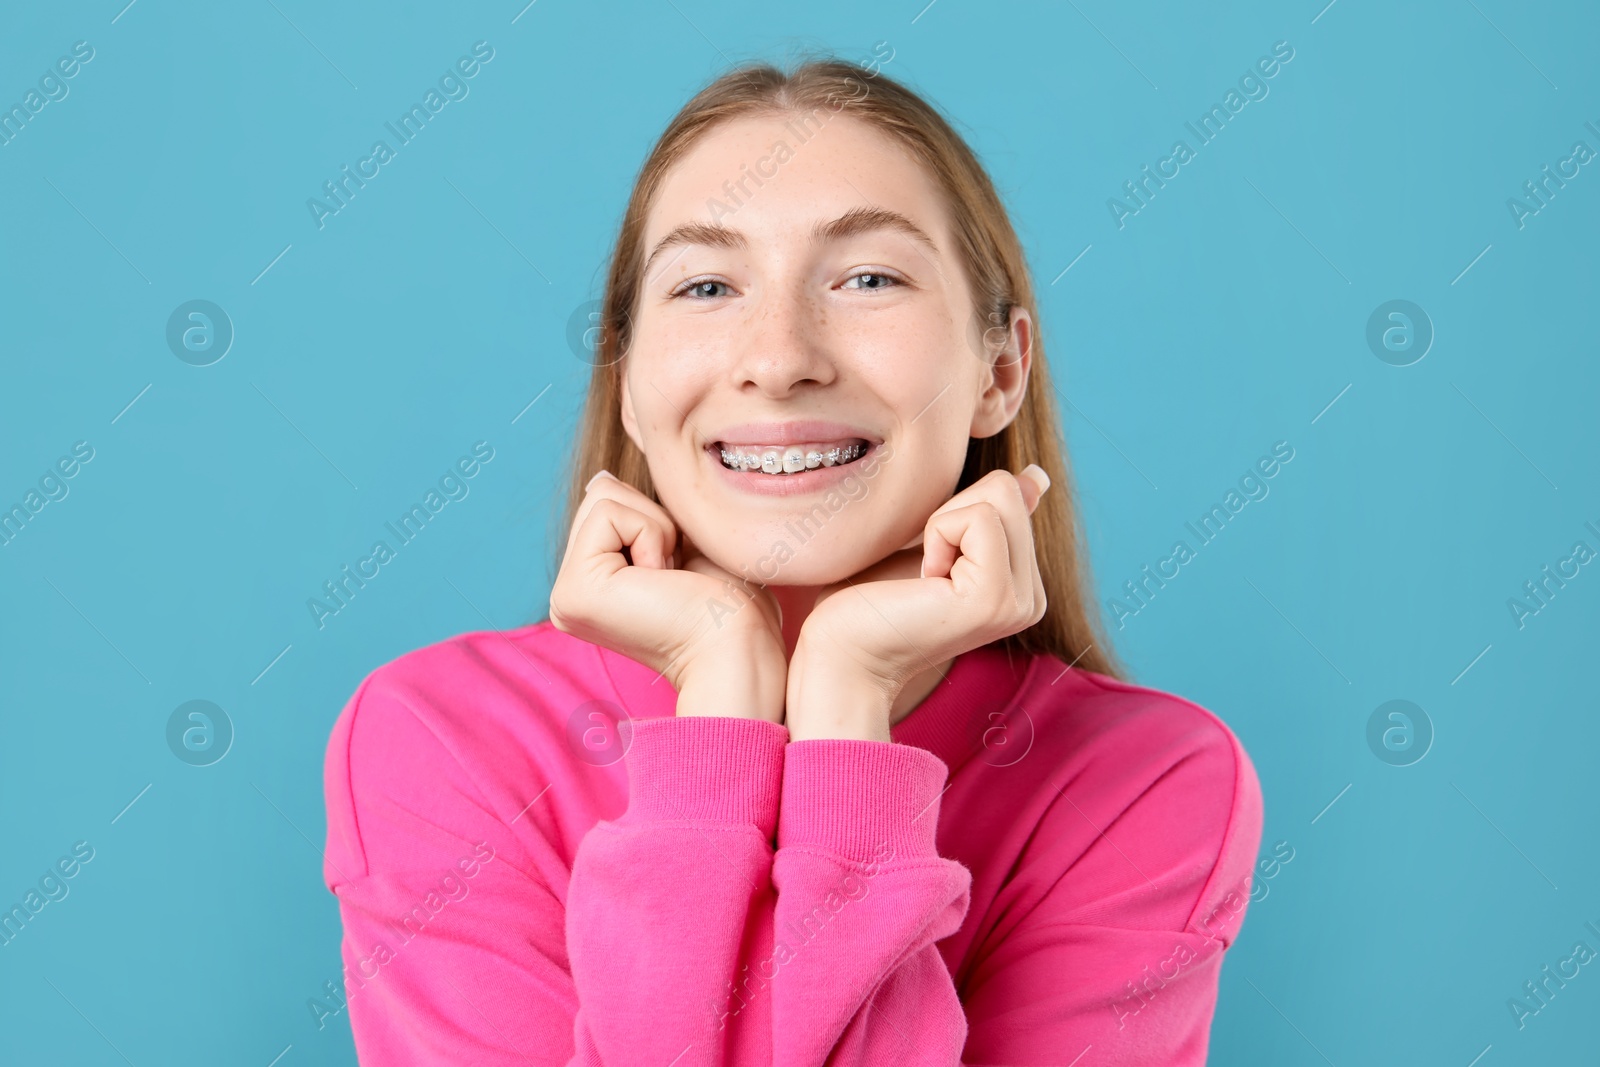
top-left (925, 470), bottom-right (1036, 584)
top-left (897, 465), bottom-right (1047, 555)
top-left (568, 472), bottom-right (678, 568)
top-left (926, 494), bottom-right (1041, 629)
top-left (570, 497), bottom-right (675, 574)
top-left (568, 470), bottom-right (635, 556)
top-left (920, 466), bottom-right (1049, 533)
top-left (921, 501), bottom-right (1010, 594)
top-left (565, 471), bottom-right (612, 557)
top-left (1013, 467), bottom-right (1048, 613)
top-left (1017, 464), bottom-right (1050, 514)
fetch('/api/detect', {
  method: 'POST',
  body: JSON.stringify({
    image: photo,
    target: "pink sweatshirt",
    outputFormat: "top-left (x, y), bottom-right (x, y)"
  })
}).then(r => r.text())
top-left (321, 621), bottom-right (1263, 1065)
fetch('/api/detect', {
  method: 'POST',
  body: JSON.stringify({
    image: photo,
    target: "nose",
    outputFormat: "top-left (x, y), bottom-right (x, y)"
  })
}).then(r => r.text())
top-left (727, 282), bottom-right (837, 397)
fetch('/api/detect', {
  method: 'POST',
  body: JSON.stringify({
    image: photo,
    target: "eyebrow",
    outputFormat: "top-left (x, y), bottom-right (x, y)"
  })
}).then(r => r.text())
top-left (641, 206), bottom-right (941, 280)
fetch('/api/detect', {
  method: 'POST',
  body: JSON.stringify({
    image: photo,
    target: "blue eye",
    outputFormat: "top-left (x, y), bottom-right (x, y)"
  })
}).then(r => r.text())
top-left (672, 279), bottom-right (731, 300)
top-left (841, 271), bottom-right (901, 291)
top-left (670, 271), bottom-right (903, 299)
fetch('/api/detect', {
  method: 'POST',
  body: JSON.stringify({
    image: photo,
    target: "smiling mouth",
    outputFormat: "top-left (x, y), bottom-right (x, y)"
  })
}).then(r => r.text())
top-left (711, 439), bottom-right (871, 475)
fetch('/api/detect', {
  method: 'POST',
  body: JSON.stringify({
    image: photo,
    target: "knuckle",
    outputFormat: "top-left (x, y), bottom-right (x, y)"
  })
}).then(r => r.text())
top-left (982, 467), bottom-right (1023, 497)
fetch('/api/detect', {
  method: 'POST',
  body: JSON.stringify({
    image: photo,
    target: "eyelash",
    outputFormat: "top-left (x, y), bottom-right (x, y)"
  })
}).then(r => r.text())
top-left (669, 270), bottom-right (905, 300)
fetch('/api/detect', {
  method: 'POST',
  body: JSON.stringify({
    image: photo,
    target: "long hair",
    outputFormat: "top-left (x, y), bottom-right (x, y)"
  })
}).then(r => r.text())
top-left (539, 55), bottom-right (1124, 680)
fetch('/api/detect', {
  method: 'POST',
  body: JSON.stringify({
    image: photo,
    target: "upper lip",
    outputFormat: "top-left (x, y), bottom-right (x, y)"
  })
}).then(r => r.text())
top-left (706, 420), bottom-right (880, 448)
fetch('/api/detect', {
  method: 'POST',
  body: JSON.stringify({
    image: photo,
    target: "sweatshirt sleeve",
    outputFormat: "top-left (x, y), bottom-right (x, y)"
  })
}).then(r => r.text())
top-left (758, 717), bottom-right (1262, 1067)
top-left (765, 739), bottom-right (975, 1067)
top-left (323, 673), bottom-right (578, 1063)
top-left (565, 713), bottom-right (789, 1064)
top-left (323, 671), bottom-right (789, 1065)
top-left (955, 715), bottom-right (1264, 1066)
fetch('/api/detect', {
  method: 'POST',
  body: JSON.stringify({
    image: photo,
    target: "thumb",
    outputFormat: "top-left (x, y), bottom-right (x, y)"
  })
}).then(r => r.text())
top-left (1017, 463), bottom-right (1051, 513)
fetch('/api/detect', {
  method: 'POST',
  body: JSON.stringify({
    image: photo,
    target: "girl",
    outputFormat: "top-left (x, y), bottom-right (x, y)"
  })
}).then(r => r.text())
top-left (323, 56), bottom-right (1262, 1066)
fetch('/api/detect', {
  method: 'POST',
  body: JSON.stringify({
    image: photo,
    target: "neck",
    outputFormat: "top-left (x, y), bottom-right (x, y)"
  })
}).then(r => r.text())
top-left (771, 585), bottom-right (953, 729)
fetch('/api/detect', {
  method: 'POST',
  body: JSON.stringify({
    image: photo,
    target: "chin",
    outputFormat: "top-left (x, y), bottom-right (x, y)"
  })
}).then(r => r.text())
top-left (694, 525), bottom-right (892, 590)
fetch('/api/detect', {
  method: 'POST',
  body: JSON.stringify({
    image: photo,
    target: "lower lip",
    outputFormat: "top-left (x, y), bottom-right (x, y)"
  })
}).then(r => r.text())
top-left (707, 443), bottom-right (881, 496)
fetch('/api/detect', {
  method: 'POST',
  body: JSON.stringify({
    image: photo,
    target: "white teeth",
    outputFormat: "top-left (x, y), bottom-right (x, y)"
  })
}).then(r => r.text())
top-left (717, 442), bottom-right (866, 474)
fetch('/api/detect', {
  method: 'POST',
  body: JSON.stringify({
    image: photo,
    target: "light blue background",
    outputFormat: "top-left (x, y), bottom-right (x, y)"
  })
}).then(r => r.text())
top-left (2, 1), bottom-right (1596, 1063)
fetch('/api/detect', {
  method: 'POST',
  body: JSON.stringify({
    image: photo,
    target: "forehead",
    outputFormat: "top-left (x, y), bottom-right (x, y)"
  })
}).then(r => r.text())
top-left (643, 111), bottom-right (954, 253)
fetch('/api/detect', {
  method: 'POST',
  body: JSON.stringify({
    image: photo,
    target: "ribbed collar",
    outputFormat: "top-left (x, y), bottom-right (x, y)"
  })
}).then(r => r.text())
top-left (595, 639), bottom-right (1038, 776)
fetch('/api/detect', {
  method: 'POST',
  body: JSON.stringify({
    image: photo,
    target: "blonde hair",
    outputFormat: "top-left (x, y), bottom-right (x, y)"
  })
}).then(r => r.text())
top-left (542, 55), bottom-right (1123, 679)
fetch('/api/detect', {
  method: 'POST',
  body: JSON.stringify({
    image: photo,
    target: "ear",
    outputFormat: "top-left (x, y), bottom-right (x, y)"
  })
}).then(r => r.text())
top-left (970, 305), bottom-right (1032, 439)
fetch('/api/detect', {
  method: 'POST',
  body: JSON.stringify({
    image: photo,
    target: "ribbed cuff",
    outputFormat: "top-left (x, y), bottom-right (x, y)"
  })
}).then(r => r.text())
top-left (778, 739), bottom-right (950, 863)
top-left (618, 716), bottom-right (788, 839)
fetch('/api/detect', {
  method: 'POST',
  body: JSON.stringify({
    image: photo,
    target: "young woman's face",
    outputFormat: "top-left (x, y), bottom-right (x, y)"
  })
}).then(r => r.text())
top-left (620, 111), bottom-right (1028, 587)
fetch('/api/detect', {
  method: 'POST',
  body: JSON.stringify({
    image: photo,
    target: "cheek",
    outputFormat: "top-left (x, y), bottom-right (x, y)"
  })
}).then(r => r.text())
top-left (850, 307), bottom-right (975, 399)
top-left (893, 435), bottom-right (968, 523)
top-left (623, 356), bottom-right (699, 442)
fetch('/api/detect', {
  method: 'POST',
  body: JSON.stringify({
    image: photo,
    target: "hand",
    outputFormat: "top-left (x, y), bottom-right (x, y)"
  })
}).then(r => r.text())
top-left (548, 471), bottom-right (787, 723)
top-left (784, 465), bottom-right (1051, 741)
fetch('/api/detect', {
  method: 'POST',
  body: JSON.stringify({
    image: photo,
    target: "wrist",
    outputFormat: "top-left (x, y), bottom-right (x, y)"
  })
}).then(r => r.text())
top-left (785, 661), bottom-right (897, 743)
top-left (676, 644), bottom-right (786, 724)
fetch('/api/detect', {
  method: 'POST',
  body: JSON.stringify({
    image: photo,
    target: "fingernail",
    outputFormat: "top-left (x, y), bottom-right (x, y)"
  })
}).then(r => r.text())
top-left (1022, 463), bottom-right (1051, 494)
top-left (585, 469), bottom-right (614, 491)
